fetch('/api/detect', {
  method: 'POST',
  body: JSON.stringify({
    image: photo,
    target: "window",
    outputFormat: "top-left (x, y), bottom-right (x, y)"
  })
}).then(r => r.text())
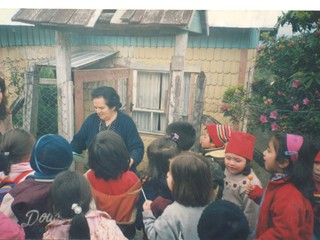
top-left (132, 70), bottom-right (191, 134)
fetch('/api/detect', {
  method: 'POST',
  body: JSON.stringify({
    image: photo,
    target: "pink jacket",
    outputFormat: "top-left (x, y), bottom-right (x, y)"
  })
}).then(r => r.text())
top-left (43, 210), bottom-right (127, 240)
top-left (0, 211), bottom-right (25, 240)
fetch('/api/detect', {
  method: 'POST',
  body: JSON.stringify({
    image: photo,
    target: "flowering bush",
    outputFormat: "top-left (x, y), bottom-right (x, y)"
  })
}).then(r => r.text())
top-left (221, 11), bottom-right (320, 140)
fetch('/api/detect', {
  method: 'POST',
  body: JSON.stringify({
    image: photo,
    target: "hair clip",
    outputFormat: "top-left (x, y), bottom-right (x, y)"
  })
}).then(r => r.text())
top-left (284, 151), bottom-right (297, 156)
top-left (71, 203), bottom-right (82, 215)
top-left (169, 133), bottom-right (180, 142)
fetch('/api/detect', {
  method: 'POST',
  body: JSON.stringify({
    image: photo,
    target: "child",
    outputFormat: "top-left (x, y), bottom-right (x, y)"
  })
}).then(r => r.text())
top-left (85, 130), bottom-right (141, 239)
top-left (0, 128), bottom-right (35, 203)
top-left (166, 121), bottom-right (196, 151)
top-left (197, 199), bottom-right (249, 240)
top-left (135, 137), bottom-right (181, 236)
top-left (43, 170), bottom-right (126, 240)
top-left (0, 134), bottom-right (73, 239)
top-left (200, 123), bottom-right (231, 199)
top-left (143, 151), bottom-right (213, 240)
top-left (314, 151), bottom-right (320, 239)
top-left (200, 123), bottom-right (232, 169)
top-left (247, 133), bottom-right (316, 239)
top-left (222, 131), bottom-right (261, 237)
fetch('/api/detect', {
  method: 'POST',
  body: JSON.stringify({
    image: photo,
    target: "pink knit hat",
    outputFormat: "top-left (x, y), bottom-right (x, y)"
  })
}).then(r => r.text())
top-left (206, 124), bottom-right (232, 148)
top-left (225, 132), bottom-right (255, 161)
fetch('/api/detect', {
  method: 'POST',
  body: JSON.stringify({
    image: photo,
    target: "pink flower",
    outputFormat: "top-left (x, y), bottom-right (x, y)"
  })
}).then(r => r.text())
top-left (271, 122), bottom-right (279, 131)
top-left (292, 79), bottom-right (300, 89)
top-left (260, 115), bottom-right (268, 123)
top-left (293, 104), bottom-right (300, 111)
top-left (277, 91), bottom-right (283, 95)
top-left (257, 45), bottom-right (263, 51)
top-left (220, 103), bottom-right (229, 111)
top-left (263, 99), bottom-right (273, 105)
top-left (269, 111), bottom-right (278, 119)
top-left (303, 98), bottom-right (310, 105)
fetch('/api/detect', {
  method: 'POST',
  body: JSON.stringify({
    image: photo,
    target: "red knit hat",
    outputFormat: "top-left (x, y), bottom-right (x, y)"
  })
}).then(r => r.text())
top-left (225, 132), bottom-right (255, 161)
top-left (206, 124), bottom-right (232, 148)
top-left (315, 151), bottom-right (320, 163)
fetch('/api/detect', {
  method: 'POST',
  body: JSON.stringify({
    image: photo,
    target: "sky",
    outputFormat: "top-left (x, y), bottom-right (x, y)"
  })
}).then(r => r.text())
top-left (1, 0), bottom-right (319, 10)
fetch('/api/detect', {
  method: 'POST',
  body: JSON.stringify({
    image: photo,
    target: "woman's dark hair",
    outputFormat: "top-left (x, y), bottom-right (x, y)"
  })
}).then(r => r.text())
top-left (271, 133), bottom-right (317, 200)
top-left (170, 151), bottom-right (213, 207)
top-left (0, 77), bottom-right (10, 120)
top-left (51, 170), bottom-right (91, 240)
top-left (0, 128), bottom-right (35, 175)
top-left (88, 131), bottom-right (130, 180)
top-left (147, 137), bottom-right (181, 180)
top-left (91, 86), bottom-right (122, 110)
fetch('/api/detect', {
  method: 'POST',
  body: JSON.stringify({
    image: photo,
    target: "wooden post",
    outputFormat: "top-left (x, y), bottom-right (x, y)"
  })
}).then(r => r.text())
top-left (191, 72), bottom-right (206, 152)
top-left (23, 64), bottom-right (39, 138)
top-left (55, 31), bottom-right (74, 142)
top-left (168, 31), bottom-right (188, 124)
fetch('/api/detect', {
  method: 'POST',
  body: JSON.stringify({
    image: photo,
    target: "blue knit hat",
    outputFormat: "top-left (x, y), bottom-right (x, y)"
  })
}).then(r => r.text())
top-left (30, 134), bottom-right (73, 176)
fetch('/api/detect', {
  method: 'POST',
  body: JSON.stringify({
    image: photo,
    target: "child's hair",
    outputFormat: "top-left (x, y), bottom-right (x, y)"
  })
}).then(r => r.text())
top-left (166, 121), bottom-right (196, 151)
top-left (88, 131), bottom-right (130, 181)
top-left (146, 137), bottom-right (181, 180)
top-left (0, 77), bottom-right (10, 120)
top-left (0, 128), bottom-right (35, 175)
top-left (198, 199), bottom-right (249, 240)
top-left (170, 151), bottom-right (213, 206)
top-left (51, 170), bottom-right (91, 240)
top-left (271, 133), bottom-right (317, 200)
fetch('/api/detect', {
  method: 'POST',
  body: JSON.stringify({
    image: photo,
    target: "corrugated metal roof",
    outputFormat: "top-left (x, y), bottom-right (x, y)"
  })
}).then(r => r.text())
top-left (208, 10), bottom-right (283, 29)
top-left (37, 50), bottom-right (118, 69)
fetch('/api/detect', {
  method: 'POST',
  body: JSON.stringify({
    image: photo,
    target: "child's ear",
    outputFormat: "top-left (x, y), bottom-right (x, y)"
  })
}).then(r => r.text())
top-left (278, 158), bottom-right (290, 169)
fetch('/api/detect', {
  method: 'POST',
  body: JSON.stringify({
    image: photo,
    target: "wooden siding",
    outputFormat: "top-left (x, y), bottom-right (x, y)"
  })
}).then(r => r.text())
top-left (0, 26), bottom-right (259, 49)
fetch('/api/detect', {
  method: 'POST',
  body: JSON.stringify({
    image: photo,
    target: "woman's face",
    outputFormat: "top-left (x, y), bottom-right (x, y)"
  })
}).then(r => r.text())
top-left (92, 97), bottom-right (116, 121)
top-left (224, 153), bottom-right (247, 175)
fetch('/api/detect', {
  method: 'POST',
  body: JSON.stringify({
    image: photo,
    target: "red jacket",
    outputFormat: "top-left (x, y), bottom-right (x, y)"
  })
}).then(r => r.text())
top-left (254, 178), bottom-right (314, 240)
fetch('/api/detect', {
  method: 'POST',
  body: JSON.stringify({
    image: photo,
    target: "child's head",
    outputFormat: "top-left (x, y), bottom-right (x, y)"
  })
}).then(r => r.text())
top-left (224, 132), bottom-right (255, 176)
top-left (264, 133), bottom-right (317, 198)
top-left (313, 151), bottom-right (320, 183)
top-left (166, 121), bottom-right (196, 151)
top-left (88, 131), bottom-right (130, 181)
top-left (200, 124), bottom-right (232, 149)
top-left (30, 134), bottom-right (73, 177)
top-left (0, 129), bottom-right (35, 175)
top-left (197, 199), bottom-right (249, 240)
top-left (147, 137), bottom-right (181, 180)
top-left (167, 151), bottom-right (213, 207)
top-left (51, 170), bottom-right (91, 239)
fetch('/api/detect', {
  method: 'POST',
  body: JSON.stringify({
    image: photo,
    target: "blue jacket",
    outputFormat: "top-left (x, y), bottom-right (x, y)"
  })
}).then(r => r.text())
top-left (71, 111), bottom-right (144, 170)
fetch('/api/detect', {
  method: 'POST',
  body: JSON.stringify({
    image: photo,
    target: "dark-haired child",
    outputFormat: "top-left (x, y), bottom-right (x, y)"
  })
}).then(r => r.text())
top-left (222, 131), bottom-right (261, 237)
top-left (0, 134), bottom-right (73, 239)
top-left (166, 121), bottom-right (196, 151)
top-left (85, 130), bottom-right (141, 239)
top-left (197, 199), bottom-right (249, 240)
top-left (247, 133), bottom-right (316, 239)
top-left (0, 128), bottom-right (35, 203)
top-left (43, 170), bottom-right (126, 240)
top-left (143, 152), bottom-right (213, 240)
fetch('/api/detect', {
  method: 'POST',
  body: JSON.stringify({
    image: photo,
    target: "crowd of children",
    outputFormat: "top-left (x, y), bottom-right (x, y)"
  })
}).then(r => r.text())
top-left (0, 121), bottom-right (319, 240)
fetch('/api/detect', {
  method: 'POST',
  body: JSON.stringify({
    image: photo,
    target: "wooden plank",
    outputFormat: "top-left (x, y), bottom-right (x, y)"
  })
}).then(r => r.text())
top-left (160, 10), bottom-right (193, 25)
top-left (33, 9), bottom-right (58, 22)
top-left (50, 9), bottom-right (76, 24)
top-left (120, 10), bottom-right (136, 22)
top-left (140, 10), bottom-right (164, 24)
top-left (68, 9), bottom-right (95, 26)
top-left (130, 10), bottom-right (145, 23)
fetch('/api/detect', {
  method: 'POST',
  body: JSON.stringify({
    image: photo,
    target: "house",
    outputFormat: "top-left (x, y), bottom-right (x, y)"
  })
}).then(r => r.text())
top-left (0, 9), bottom-right (281, 171)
